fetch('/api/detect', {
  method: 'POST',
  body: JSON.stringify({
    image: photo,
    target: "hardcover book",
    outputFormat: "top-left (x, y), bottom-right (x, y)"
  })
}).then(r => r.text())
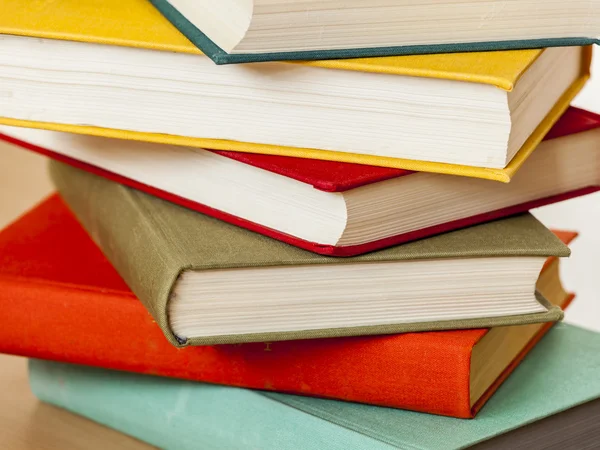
top-left (28, 324), bottom-right (600, 449)
top-left (0, 0), bottom-right (591, 180)
top-left (50, 161), bottom-right (569, 347)
top-left (2, 106), bottom-right (598, 256)
top-left (147, 0), bottom-right (600, 64)
top-left (472, 399), bottom-right (600, 449)
top-left (0, 194), bottom-right (575, 417)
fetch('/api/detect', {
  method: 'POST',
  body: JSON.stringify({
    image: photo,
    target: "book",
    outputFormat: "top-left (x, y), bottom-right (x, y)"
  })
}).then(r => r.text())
top-left (50, 161), bottom-right (569, 347)
top-left (2, 106), bottom-right (598, 257)
top-left (149, 0), bottom-right (600, 64)
top-left (0, 194), bottom-right (575, 417)
top-left (28, 323), bottom-right (600, 449)
top-left (471, 399), bottom-right (600, 449)
top-left (0, 0), bottom-right (591, 180)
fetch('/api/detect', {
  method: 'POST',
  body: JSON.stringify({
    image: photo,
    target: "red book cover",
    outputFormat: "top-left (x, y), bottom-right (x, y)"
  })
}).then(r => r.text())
top-left (0, 196), bottom-right (576, 418)
top-left (1, 107), bottom-right (598, 257)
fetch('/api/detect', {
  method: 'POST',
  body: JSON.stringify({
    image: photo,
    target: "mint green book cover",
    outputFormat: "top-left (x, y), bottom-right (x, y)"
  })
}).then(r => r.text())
top-left (149, 0), bottom-right (600, 65)
top-left (29, 324), bottom-right (600, 449)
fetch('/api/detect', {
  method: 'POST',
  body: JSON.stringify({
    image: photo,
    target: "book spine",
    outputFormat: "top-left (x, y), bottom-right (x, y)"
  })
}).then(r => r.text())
top-left (49, 160), bottom-right (184, 347)
top-left (0, 276), bottom-right (474, 418)
top-left (28, 359), bottom-right (393, 450)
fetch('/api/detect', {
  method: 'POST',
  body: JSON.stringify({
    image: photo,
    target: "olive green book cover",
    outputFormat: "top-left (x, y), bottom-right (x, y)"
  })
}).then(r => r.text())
top-left (49, 161), bottom-right (568, 347)
top-left (149, 0), bottom-right (600, 65)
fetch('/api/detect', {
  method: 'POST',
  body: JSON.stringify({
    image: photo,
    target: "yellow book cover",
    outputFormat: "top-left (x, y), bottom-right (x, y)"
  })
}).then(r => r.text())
top-left (0, 0), bottom-right (592, 182)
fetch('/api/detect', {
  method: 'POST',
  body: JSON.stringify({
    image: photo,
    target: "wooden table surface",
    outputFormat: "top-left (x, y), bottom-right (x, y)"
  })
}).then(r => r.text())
top-left (0, 141), bottom-right (154, 450)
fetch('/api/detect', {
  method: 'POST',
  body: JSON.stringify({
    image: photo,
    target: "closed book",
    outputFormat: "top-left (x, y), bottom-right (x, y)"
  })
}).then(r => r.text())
top-left (2, 106), bottom-right (598, 256)
top-left (149, 0), bottom-right (600, 64)
top-left (0, 194), bottom-right (575, 417)
top-left (50, 161), bottom-right (569, 347)
top-left (471, 399), bottom-right (600, 449)
top-left (0, 0), bottom-right (591, 180)
top-left (28, 324), bottom-right (600, 449)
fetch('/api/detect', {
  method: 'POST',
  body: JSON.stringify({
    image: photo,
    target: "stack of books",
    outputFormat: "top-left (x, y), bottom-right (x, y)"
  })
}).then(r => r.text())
top-left (1, 1), bottom-right (599, 448)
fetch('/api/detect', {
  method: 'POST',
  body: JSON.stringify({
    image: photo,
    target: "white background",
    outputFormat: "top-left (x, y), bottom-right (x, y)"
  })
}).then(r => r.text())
top-left (533, 49), bottom-right (600, 332)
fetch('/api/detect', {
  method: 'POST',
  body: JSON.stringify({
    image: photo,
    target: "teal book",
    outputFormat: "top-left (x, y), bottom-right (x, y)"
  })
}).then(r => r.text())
top-left (149, 0), bottom-right (600, 64)
top-left (29, 324), bottom-right (600, 450)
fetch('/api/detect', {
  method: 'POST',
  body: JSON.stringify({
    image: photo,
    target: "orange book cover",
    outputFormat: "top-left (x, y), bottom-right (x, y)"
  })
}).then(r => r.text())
top-left (0, 195), bottom-right (576, 418)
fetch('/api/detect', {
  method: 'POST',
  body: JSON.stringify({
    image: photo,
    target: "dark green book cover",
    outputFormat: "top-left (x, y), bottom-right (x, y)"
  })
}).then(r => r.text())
top-left (50, 161), bottom-right (568, 347)
top-left (149, 0), bottom-right (599, 65)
